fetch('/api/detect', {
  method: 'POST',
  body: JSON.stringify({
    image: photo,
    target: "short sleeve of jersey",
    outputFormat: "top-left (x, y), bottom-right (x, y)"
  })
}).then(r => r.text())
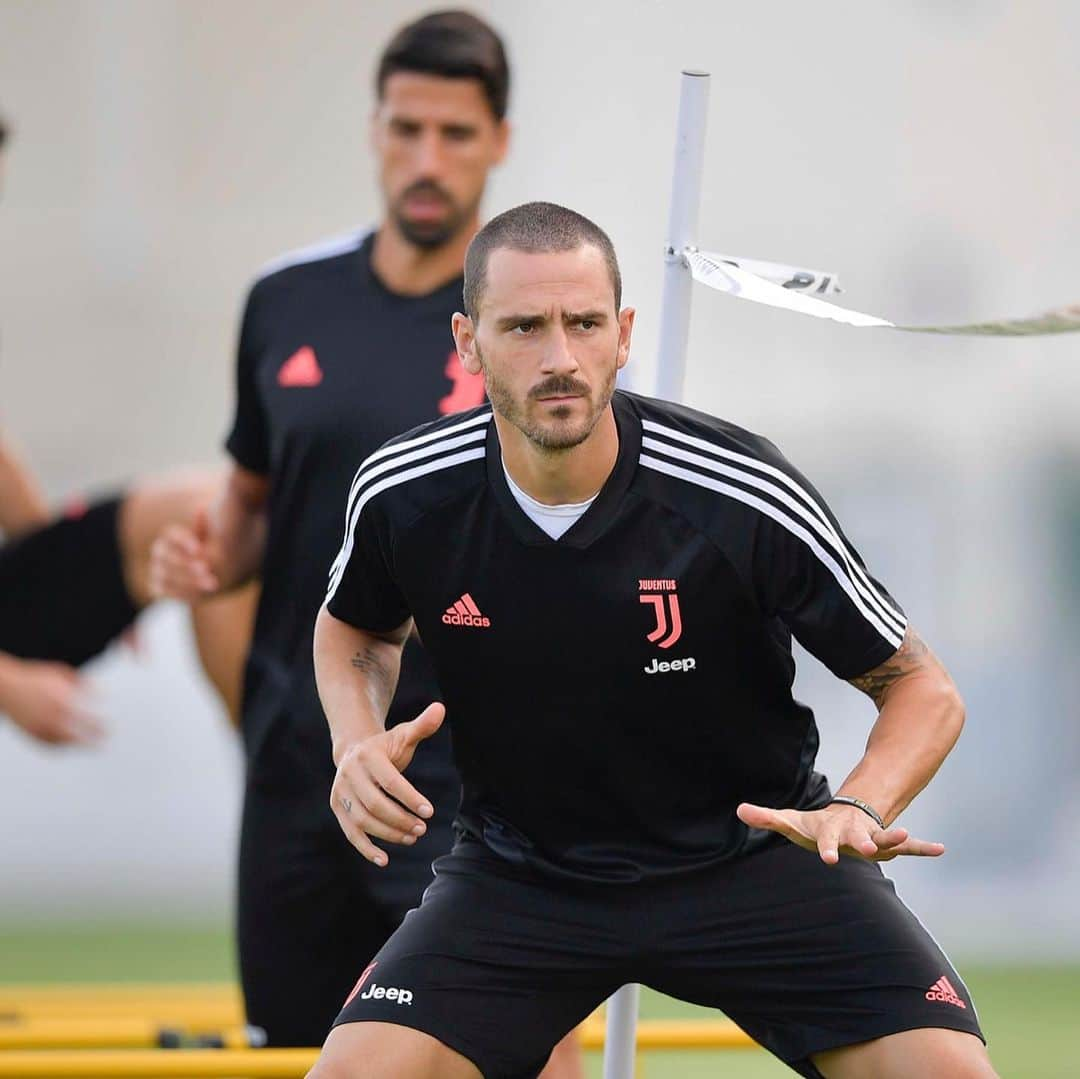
top-left (325, 487), bottom-right (410, 633)
top-left (224, 282), bottom-right (270, 474)
top-left (751, 461), bottom-right (907, 680)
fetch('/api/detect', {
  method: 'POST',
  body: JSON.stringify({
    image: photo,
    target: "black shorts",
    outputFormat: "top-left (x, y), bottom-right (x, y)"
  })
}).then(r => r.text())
top-left (0, 496), bottom-right (138, 666)
top-left (334, 838), bottom-right (984, 1078)
top-left (236, 776), bottom-right (459, 1047)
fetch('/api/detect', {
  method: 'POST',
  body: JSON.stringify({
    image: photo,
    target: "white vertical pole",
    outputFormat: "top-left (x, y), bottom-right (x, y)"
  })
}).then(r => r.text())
top-left (602, 982), bottom-right (640, 1079)
top-left (654, 69), bottom-right (711, 402)
top-left (602, 70), bottom-right (711, 1079)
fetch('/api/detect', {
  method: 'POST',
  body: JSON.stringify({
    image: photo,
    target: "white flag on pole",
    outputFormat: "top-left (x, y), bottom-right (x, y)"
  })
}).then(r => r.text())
top-left (687, 249), bottom-right (1080, 336)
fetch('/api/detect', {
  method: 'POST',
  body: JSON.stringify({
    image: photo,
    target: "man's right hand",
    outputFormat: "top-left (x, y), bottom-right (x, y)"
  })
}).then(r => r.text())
top-left (331, 702), bottom-right (445, 867)
top-left (149, 507), bottom-right (220, 600)
top-left (0, 656), bottom-right (105, 746)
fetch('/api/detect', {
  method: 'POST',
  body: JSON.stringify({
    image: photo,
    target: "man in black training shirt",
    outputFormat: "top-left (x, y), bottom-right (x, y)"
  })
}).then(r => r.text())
top-left (151, 19), bottom-right (579, 1073)
top-left (312, 202), bottom-right (998, 1079)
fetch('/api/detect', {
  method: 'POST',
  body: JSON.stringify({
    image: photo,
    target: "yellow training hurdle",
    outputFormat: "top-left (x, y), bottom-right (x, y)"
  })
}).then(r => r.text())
top-left (0, 1048), bottom-right (316, 1078)
top-left (0, 983), bottom-right (757, 1075)
top-left (0, 984), bottom-right (244, 1027)
top-left (0, 1018), bottom-right (260, 1051)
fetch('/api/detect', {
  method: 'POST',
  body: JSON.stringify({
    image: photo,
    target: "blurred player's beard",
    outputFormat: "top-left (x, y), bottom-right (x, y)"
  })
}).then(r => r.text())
top-left (391, 180), bottom-right (477, 250)
top-left (478, 343), bottom-right (619, 452)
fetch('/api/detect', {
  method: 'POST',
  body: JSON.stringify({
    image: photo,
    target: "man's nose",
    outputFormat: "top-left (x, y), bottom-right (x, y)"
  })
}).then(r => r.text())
top-left (413, 130), bottom-right (448, 177)
top-left (540, 327), bottom-right (579, 374)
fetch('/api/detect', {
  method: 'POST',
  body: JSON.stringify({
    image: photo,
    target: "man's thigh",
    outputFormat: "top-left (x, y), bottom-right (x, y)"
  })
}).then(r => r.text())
top-left (328, 841), bottom-right (621, 1079)
top-left (813, 1026), bottom-right (997, 1078)
top-left (311, 1021), bottom-right (481, 1079)
top-left (645, 842), bottom-right (985, 1078)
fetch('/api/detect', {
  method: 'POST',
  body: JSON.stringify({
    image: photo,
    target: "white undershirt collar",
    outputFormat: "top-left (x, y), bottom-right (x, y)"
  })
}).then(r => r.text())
top-left (501, 459), bottom-right (598, 540)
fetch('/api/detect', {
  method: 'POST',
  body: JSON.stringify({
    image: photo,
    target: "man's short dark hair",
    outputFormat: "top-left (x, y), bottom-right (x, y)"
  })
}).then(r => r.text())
top-left (377, 10), bottom-right (510, 121)
top-left (463, 202), bottom-right (623, 321)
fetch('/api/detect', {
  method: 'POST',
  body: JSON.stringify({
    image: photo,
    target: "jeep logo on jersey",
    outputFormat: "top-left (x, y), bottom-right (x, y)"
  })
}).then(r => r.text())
top-left (442, 593), bottom-right (491, 628)
top-left (639, 579), bottom-right (682, 649)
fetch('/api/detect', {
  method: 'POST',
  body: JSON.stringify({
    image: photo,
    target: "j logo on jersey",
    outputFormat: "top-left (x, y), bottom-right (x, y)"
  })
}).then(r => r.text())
top-left (640, 579), bottom-right (696, 674)
top-left (638, 579), bottom-right (682, 649)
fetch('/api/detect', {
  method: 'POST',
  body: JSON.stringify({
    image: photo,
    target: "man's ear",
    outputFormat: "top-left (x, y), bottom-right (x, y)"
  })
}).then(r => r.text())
top-left (492, 119), bottom-right (511, 166)
top-left (616, 306), bottom-right (636, 371)
top-left (452, 312), bottom-right (482, 375)
top-left (368, 106), bottom-right (381, 155)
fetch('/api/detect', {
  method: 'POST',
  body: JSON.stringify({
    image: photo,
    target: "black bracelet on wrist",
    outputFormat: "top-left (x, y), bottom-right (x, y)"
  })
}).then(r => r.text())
top-left (827, 796), bottom-right (885, 829)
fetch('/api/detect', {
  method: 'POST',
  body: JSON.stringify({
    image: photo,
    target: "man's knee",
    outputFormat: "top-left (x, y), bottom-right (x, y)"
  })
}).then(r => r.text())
top-left (307, 1021), bottom-right (482, 1079)
top-left (814, 1027), bottom-right (996, 1079)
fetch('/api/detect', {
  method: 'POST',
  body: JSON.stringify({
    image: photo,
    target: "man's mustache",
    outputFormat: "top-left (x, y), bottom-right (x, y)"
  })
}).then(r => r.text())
top-left (400, 180), bottom-right (454, 206)
top-left (530, 376), bottom-right (590, 400)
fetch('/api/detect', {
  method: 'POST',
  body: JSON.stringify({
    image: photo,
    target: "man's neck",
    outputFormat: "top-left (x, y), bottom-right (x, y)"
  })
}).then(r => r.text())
top-left (370, 217), bottom-right (477, 296)
top-left (497, 406), bottom-right (619, 506)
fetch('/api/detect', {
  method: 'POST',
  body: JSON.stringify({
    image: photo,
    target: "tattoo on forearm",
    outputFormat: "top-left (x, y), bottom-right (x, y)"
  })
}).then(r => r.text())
top-left (849, 626), bottom-right (931, 708)
top-left (350, 645), bottom-right (394, 711)
top-left (350, 647), bottom-right (383, 676)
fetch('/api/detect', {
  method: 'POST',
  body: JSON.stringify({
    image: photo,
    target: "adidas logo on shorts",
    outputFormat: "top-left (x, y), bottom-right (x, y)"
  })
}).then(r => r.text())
top-left (925, 975), bottom-right (966, 1009)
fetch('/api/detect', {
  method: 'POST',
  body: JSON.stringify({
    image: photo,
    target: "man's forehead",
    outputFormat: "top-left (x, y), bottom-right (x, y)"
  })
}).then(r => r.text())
top-left (482, 246), bottom-right (612, 311)
top-left (379, 71), bottom-right (493, 122)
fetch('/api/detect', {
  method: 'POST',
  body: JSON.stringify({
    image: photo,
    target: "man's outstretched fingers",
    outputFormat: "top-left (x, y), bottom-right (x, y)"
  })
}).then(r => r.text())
top-left (399, 702), bottom-right (446, 747)
top-left (871, 826), bottom-right (910, 851)
top-left (736, 802), bottom-right (782, 831)
top-left (891, 836), bottom-right (946, 858)
top-left (817, 821), bottom-right (844, 865)
top-left (343, 798), bottom-right (418, 845)
top-left (356, 779), bottom-right (426, 837)
top-left (333, 804), bottom-right (389, 867)
top-left (833, 819), bottom-right (880, 859)
top-left (737, 803), bottom-right (809, 849)
top-left (368, 756), bottom-right (434, 822)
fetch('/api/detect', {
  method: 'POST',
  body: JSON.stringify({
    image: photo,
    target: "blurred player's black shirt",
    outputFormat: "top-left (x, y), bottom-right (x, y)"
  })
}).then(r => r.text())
top-left (328, 391), bottom-right (907, 883)
top-left (226, 230), bottom-right (483, 798)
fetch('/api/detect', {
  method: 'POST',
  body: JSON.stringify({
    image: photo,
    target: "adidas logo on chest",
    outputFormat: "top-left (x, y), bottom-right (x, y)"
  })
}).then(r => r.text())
top-left (442, 593), bottom-right (490, 628)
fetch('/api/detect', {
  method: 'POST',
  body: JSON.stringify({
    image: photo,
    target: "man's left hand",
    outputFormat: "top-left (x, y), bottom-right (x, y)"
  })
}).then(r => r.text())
top-left (736, 801), bottom-right (945, 865)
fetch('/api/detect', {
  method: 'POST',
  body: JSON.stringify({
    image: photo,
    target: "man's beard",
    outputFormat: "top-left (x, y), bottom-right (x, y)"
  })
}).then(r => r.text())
top-left (391, 180), bottom-right (477, 251)
top-left (480, 349), bottom-right (619, 452)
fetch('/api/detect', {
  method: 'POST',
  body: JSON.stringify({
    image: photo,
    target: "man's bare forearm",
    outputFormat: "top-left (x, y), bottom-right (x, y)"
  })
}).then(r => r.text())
top-left (313, 605), bottom-right (408, 766)
top-left (841, 626), bottom-right (965, 825)
top-left (0, 650), bottom-right (26, 712)
top-left (209, 467), bottom-right (269, 589)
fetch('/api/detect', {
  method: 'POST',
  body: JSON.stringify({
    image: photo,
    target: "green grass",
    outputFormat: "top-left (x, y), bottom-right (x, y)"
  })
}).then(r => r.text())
top-left (0, 923), bottom-right (1074, 1077)
top-left (0, 923), bottom-right (235, 983)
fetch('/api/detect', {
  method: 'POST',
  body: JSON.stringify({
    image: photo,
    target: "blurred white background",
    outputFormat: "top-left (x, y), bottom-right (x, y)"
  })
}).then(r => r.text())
top-left (1, 0), bottom-right (1078, 956)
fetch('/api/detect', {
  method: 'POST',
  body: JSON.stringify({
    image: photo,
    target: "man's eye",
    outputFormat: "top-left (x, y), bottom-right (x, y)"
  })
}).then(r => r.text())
top-left (513, 322), bottom-right (535, 334)
top-left (443, 126), bottom-right (475, 142)
top-left (390, 121), bottom-right (420, 137)
top-left (579, 319), bottom-right (596, 330)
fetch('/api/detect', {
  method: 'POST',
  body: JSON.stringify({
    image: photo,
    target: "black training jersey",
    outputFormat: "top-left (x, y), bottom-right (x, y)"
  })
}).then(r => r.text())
top-left (225, 229), bottom-right (485, 793)
top-left (326, 391), bottom-right (907, 883)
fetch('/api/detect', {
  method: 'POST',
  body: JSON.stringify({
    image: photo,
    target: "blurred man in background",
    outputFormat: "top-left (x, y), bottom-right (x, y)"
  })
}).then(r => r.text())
top-left (0, 112), bottom-right (254, 741)
top-left (150, 12), bottom-right (582, 1073)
